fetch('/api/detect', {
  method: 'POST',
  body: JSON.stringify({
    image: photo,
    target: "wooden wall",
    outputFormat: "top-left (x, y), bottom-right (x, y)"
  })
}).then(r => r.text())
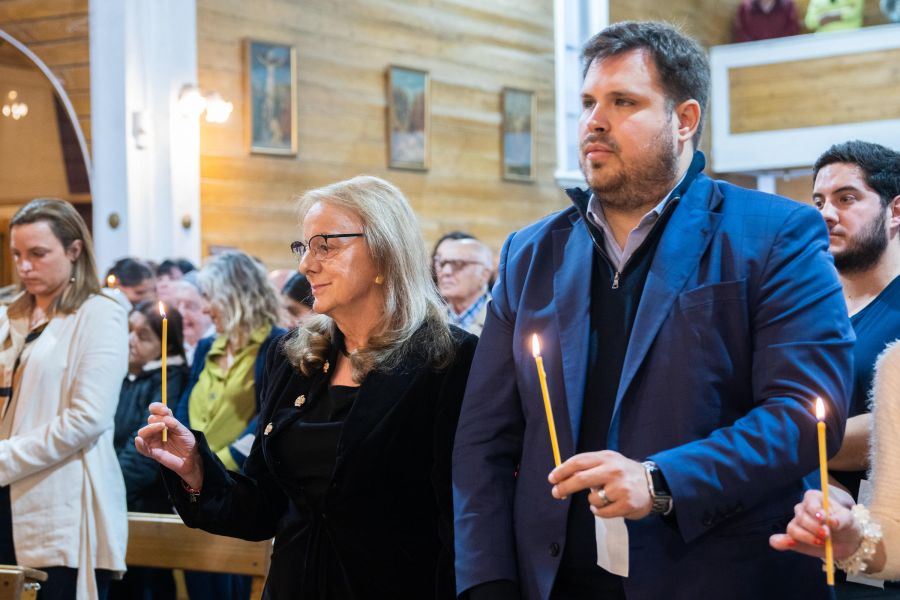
top-left (609, 0), bottom-right (743, 47)
top-left (0, 0), bottom-right (91, 155)
top-left (197, 0), bottom-right (562, 270)
top-left (729, 48), bottom-right (900, 134)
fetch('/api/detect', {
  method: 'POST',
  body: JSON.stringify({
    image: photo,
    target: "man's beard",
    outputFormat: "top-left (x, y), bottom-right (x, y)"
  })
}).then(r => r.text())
top-left (834, 209), bottom-right (889, 274)
top-left (579, 125), bottom-right (679, 212)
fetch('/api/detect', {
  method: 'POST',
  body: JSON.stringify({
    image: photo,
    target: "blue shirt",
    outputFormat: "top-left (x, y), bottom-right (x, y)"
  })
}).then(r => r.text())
top-left (832, 274), bottom-right (900, 498)
top-left (448, 292), bottom-right (490, 331)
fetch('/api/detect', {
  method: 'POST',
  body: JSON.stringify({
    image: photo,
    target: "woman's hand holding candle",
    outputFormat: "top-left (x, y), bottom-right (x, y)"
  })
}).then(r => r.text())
top-left (136, 402), bottom-right (204, 491)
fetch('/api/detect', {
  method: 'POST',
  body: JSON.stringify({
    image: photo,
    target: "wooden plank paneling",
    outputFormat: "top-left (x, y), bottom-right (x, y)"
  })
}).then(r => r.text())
top-left (0, 0), bottom-right (85, 22)
top-left (610, 0), bottom-right (743, 47)
top-left (1, 13), bottom-right (87, 43)
top-left (777, 173), bottom-right (814, 205)
top-left (197, 0), bottom-right (562, 270)
top-left (729, 48), bottom-right (900, 133)
top-left (0, 0), bottom-right (91, 155)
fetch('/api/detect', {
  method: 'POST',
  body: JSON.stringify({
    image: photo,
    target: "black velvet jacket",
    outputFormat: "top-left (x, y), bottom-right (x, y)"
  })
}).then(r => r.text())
top-left (164, 326), bottom-right (477, 599)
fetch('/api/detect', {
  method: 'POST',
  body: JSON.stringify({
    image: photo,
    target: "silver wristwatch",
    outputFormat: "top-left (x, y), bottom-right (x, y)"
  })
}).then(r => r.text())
top-left (642, 461), bottom-right (673, 515)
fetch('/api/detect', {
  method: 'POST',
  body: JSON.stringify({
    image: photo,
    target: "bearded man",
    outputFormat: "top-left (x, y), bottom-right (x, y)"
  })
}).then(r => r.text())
top-left (810, 140), bottom-right (900, 596)
top-left (452, 21), bottom-right (853, 600)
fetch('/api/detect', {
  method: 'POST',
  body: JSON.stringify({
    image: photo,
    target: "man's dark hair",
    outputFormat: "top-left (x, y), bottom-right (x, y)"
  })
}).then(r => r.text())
top-left (581, 21), bottom-right (710, 143)
top-left (132, 300), bottom-right (186, 361)
top-left (157, 259), bottom-right (181, 278)
top-left (107, 257), bottom-right (154, 287)
top-left (282, 272), bottom-right (314, 308)
top-left (175, 258), bottom-right (196, 274)
top-left (431, 231), bottom-right (475, 262)
top-left (813, 140), bottom-right (900, 207)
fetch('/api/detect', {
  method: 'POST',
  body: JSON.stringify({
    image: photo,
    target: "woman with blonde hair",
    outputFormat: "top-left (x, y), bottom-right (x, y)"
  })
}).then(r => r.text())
top-left (137, 176), bottom-right (477, 599)
top-left (0, 199), bottom-right (128, 599)
top-left (172, 251), bottom-right (284, 599)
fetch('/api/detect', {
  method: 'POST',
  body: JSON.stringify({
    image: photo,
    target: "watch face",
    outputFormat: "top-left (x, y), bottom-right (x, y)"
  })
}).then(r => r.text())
top-left (649, 468), bottom-right (670, 497)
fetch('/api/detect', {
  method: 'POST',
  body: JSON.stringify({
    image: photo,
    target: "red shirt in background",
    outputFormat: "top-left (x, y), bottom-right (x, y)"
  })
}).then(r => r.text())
top-left (734, 0), bottom-right (801, 42)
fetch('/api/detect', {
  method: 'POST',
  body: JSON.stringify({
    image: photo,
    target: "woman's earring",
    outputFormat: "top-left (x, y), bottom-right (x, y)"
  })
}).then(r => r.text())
top-left (69, 276), bottom-right (76, 283)
top-left (374, 275), bottom-right (384, 285)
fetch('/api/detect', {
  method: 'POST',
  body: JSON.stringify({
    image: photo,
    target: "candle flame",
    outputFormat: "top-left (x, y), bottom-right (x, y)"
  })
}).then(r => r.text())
top-left (815, 397), bottom-right (825, 421)
top-left (531, 334), bottom-right (541, 358)
top-left (158, 301), bottom-right (166, 318)
top-left (107, 274), bottom-right (116, 288)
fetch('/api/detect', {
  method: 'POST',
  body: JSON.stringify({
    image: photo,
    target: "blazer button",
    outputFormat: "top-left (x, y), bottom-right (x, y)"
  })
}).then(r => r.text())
top-left (264, 422), bottom-right (273, 435)
top-left (548, 542), bottom-right (560, 557)
top-left (294, 395), bottom-right (306, 407)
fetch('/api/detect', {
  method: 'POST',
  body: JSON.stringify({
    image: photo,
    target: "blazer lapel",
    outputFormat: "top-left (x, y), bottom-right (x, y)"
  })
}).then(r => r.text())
top-left (552, 218), bottom-right (592, 449)
top-left (610, 178), bottom-right (724, 443)
top-left (336, 358), bottom-right (423, 460)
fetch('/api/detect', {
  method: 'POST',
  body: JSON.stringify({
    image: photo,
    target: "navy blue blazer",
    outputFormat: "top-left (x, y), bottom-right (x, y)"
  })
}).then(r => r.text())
top-left (452, 167), bottom-right (854, 600)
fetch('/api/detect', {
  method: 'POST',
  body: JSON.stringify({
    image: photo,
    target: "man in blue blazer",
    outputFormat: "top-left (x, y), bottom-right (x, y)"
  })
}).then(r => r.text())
top-left (452, 21), bottom-right (854, 600)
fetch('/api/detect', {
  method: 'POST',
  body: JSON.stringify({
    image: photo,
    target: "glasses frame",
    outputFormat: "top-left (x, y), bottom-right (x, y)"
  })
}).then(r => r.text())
top-left (433, 258), bottom-right (486, 273)
top-left (291, 233), bottom-right (365, 261)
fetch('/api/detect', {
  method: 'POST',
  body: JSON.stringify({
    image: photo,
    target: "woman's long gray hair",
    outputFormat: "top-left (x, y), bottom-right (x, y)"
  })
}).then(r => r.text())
top-left (198, 251), bottom-right (281, 348)
top-left (283, 176), bottom-right (454, 381)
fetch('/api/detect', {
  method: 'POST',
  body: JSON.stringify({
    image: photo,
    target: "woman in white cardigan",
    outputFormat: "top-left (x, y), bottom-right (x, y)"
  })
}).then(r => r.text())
top-left (771, 341), bottom-right (900, 580)
top-left (0, 199), bottom-right (128, 599)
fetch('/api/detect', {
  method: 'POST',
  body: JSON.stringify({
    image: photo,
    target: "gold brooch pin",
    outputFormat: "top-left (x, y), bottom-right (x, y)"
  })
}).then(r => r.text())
top-left (294, 395), bottom-right (306, 407)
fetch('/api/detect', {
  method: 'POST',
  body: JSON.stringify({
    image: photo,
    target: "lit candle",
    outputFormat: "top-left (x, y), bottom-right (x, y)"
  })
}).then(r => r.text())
top-left (816, 397), bottom-right (834, 586)
top-left (532, 334), bottom-right (561, 467)
top-left (159, 301), bottom-right (168, 443)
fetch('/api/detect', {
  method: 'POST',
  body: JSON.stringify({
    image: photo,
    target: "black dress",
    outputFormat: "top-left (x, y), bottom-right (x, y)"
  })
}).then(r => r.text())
top-left (163, 327), bottom-right (477, 599)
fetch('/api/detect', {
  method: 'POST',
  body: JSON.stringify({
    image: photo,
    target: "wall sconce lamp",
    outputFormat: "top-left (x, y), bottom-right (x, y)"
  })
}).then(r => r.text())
top-left (177, 84), bottom-right (233, 123)
top-left (2, 90), bottom-right (28, 120)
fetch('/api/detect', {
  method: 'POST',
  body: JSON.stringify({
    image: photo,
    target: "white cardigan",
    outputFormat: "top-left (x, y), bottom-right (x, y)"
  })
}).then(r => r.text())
top-left (869, 341), bottom-right (900, 580)
top-left (0, 294), bottom-right (128, 599)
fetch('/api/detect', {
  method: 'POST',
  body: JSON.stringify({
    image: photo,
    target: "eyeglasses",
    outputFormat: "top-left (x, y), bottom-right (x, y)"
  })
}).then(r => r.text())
top-left (433, 258), bottom-right (485, 273)
top-left (291, 233), bottom-right (365, 261)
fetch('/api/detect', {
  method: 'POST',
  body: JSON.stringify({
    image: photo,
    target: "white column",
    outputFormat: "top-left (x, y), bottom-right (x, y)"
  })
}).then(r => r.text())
top-left (89, 0), bottom-right (200, 274)
top-left (756, 173), bottom-right (777, 195)
top-left (89, 0), bottom-right (128, 272)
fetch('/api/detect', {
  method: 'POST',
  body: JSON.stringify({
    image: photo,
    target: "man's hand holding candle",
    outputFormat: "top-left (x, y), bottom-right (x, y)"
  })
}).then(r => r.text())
top-left (549, 450), bottom-right (653, 519)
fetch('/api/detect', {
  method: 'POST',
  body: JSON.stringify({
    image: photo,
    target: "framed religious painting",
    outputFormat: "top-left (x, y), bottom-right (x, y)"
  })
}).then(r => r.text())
top-left (501, 87), bottom-right (536, 181)
top-left (244, 39), bottom-right (298, 155)
top-left (387, 66), bottom-right (430, 170)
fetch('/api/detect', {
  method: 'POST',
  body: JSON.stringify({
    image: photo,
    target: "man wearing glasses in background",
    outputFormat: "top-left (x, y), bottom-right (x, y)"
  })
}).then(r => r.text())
top-left (434, 238), bottom-right (494, 336)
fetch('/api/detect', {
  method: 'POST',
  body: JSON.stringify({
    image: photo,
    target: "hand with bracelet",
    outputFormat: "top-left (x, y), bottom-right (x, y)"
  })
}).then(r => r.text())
top-left (135, 401), bottom-right (205, 493)
top-left (769, 487), bottom-right (886, 575)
